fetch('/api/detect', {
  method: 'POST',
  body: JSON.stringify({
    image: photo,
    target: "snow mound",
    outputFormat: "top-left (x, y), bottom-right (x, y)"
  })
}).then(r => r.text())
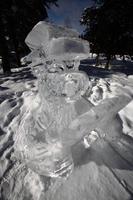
top-left (85, 75), bottom-right (132, 106)
top-left (85, 79), bottom-right (111, 105)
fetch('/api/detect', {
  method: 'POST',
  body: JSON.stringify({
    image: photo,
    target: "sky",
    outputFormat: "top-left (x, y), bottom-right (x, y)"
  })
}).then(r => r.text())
top-left (48, 0), bottom-right (92, 33)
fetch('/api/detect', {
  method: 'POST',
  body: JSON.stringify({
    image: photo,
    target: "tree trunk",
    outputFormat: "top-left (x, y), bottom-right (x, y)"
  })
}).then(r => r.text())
top-left (105, 54), bottom-right (111, 69)
top-left (0, 36), bottom-right (11, 74)
top-left (95, 53), bottom-right (99, 66)
top-left (122, 55), bottom-right (126, 62)
top-left (8, 13), bottom-right (21, 68)
top-left (0, 18), bottom-right (11, 74)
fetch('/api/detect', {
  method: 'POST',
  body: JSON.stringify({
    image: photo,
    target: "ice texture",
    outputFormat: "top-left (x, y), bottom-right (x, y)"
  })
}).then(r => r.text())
top-left (25, 21), bottom-right (79, 51)
top-left (24, 21), bottom-right (90, 68)
top-left (14, 67), bottom-right (90, 178)
top-left (14, 22), bottom-right (91, 178)
top-left (21, 47), bottom-right (45, 64)
top-left (47, 37), bottom-right (90, 61)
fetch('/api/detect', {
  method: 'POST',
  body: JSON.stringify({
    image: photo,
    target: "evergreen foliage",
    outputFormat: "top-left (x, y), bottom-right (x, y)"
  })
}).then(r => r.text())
top-left (81, 0), bottom-right (133, 68)
top-left (0, 0), bottom-right (58, 73)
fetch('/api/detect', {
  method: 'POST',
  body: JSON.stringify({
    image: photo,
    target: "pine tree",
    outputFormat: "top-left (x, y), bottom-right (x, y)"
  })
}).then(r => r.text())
top-left (81, 0), bottom-right (133, 69)
top-left (0, 0), bottom-right (58, 73)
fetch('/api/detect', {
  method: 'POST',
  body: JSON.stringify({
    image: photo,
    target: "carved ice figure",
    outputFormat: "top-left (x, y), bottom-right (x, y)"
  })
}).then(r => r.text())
top-left (15, 22), bottom-right (132, 182)
top-left (14, 22), bottom-right (91, 178)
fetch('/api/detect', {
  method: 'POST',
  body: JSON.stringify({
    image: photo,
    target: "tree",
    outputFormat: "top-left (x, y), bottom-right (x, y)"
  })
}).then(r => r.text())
top-left (81, 0), bottom-right (133, 69)
top-left (0, 0), bottom-right (58, 73)
top-left (0, 17), bottom-right (11, 74)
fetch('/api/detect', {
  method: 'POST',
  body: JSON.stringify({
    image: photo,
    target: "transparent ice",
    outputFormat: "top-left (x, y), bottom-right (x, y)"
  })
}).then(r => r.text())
top-left (14, 22), bottom-right (92, 178)
top-left (24, 21), bottom-right (90, 70)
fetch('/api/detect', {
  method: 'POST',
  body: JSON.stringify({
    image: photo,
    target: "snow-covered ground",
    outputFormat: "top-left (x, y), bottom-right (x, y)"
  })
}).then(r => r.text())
top-left (0, 62), bottom-right (133, 199)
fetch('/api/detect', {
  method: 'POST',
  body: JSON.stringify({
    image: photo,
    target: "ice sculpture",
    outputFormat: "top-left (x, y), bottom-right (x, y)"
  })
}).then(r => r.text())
top-left (14, 22), bottom-right (91, 178)
top-left (15, 22), bottom-right (132, 181)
